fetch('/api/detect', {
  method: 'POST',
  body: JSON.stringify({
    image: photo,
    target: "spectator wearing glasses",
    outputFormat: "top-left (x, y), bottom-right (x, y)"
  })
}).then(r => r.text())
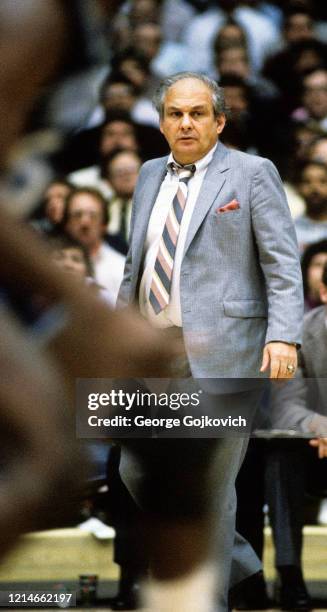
top-left (62, 187), bottom-right (125, 302)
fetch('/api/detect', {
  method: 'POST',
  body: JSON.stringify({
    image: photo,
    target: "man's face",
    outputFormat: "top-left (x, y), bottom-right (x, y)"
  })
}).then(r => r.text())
top-left (285, 13), bottom-right (313, 44)
top-left (159, 78), bottom-right (225, 165)
top-left (310, 139), bottom-right (327, 164)
top-left (298, 164), bottom-right (327, 216)
top-left (307, 253), bottom-right (327, 300)
top-left (65, 194), bottom-right (106, 251)
top-left (107, 151), bottom-right (141, 198)
top-left (44, 182), bottom-right (71, 224)
top-left (102, 83), bottom-right (135, 113)
top-left (217, 48), bottom-right (249, 79)
top-left (223, 86), bottom-right (248, 119)
top-left (52, 247), bottom-right (88, 279)
top-left (303, 70), bottom-right (327, 120)
top-left (100, 121), bottom-right (137, 156)
top-left (132, 24), bottom-right (162, 60)
top-left (120, 58), bottom-right (147, 89)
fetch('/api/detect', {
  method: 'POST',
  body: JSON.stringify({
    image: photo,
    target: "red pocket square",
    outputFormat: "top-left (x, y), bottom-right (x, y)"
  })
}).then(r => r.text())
top-left (217, 199), bottom-right (240, 214)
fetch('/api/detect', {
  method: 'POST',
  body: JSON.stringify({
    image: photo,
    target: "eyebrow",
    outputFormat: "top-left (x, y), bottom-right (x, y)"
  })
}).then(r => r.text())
top-left (167, 105), bottom-right (207, 111)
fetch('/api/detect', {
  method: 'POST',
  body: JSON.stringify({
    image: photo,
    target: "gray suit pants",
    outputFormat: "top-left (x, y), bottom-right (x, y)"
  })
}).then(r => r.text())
top-left (120, 387), bottom-right (263, 611)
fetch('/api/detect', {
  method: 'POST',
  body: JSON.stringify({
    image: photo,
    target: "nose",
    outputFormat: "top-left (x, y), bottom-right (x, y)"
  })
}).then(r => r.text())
top-left (181, 113), bottom-right (192, 129)
top-left (79, 212), bottom-right (93, 227)
top-left (80, 220), bottom-right (91, 230)
top-left (63, 260), bottom-right (74, 272)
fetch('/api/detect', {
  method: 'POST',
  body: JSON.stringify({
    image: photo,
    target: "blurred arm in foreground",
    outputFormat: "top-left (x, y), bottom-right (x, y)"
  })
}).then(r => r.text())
top-left (0, 0), bottom-right (173, 557)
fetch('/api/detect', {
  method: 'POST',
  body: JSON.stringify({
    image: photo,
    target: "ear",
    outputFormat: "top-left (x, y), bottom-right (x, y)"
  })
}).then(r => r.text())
top-left (216, 113), bottom-right (226, 135)
top-left (159, 120), bottom-right (164, 135)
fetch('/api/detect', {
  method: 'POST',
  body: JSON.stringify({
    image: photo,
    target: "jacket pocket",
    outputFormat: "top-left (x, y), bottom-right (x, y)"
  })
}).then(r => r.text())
top-left (215, 208), bottom-right (242, 220)
top-left (223, 300), bottom-right (267, 318)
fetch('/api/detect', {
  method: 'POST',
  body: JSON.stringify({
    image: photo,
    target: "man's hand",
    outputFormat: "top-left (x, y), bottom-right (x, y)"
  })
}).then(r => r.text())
top-left (308, 414), bottom-right (327, 458)
top-left (260, 342), bottom-right (297, 379)
top-left (309, 438), bottom-right (327, 459)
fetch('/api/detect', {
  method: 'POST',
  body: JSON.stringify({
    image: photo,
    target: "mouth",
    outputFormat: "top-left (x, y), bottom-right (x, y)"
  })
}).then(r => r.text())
top-left (178, 136), bottom-right (196, 142)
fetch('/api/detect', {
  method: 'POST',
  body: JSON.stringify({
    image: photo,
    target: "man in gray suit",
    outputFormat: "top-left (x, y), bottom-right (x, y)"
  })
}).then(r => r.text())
top-left (266, 262), bottom-right (327, 610)
top-left (118, 72), bottom-right (303, 612)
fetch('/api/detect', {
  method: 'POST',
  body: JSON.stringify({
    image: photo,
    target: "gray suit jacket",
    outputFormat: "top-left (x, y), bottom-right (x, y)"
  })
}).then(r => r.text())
top-left (270, 306), bottom-right (327, 432)
top-left (118, 142), bottom-right (303, 378)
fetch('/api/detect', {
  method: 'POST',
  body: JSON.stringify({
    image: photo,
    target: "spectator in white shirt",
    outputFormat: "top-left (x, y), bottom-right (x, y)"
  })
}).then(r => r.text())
top-left (62, 187), bottom-right (125, 303)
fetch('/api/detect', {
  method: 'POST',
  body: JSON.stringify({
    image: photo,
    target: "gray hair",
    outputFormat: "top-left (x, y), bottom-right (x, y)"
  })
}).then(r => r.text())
top-left (153, 72), bottom-right (226, 119)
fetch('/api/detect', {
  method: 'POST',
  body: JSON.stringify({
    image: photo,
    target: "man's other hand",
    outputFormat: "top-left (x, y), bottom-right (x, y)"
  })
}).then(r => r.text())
top-left (309, 414), bottom-right (327, 458)
top-left (309, 438), bottom-right (327, 459)
top-left (260, 342), bottom-right (297, 379)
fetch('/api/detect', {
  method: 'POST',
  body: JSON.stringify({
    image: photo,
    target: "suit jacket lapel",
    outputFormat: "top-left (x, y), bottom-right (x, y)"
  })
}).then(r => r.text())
top-left (184, 142), bottom-right (230, 256)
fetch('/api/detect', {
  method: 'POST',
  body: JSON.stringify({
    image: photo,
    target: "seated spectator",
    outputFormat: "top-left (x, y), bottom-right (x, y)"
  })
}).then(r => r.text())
top-left (67, 141), bottom-right (115, 202)
top-left (214, 43), bottom-right (277, 101)
top-left (292, 67), bottom-right (327, 131)
top-left (99, 114), bottom-right (139, 157)
top-left (49, 233), bottom-right (93, 278)
top-left (59, 110), bottom-right (167, 175)
top-left (110, 46), bottom-right (159, 98)
top-left (31, 179), bottom-right (73, 234)
top-left (60, 111), bottom-right (139, 174)
top-left (93, 90), bottom-right (167, 155)
top-left (282, 2), bottom-right (316, 46)
top-left (301, 239), bottom-right (327, 311)
top-left (282, 122), bottom-right (326, 218)
top-left (128, 0), bottom-right (160, 27)
top-left (219, 72), bottom-right (287, 166)
top-left (131, 21), bottom-right (191, 78)
top-left (62, 187), bottom-right (125, 303)
top-left (104, 149), bottom-right (142, 255)
top-left (88, 74), bottom-right (150, 126)
top-left (100, 71), bottom-right (159, 128)
top-left (266, 262), bottom-right (327, 612)
top-left (264, 40), bottom-right (327, 114)
top-left (213, 18), bottom-right (248, 51)
top-left (220, 74), bottom-right (252, 121)
top-left (290, 121), bottom-right (324, 164)
top-left (263, 1), bottom-right (321, 88)
top-left (213, 17), bottom-right (278, 90)
top-left (293, 160), bottom-right (327, 251)
top-left (309, 135), bottom-right (327, 164)
top-left (67, 137), bottom-right (141, 213)
top-left (182, 1), bottom-right (281, 75)
top-left (218, 74), bottom-right (259, 153)
top-left (48, 232), bottom-right (114, 307)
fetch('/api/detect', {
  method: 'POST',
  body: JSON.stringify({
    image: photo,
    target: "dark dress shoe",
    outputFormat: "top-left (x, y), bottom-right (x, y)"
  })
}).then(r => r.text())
top-left (279, 583), bottom-right (312, 611)
top-left (109, 567), bottom-right (141, 610)
top-left (276, 565), bottom-right (313, 611)
top-left (229, 570), bottom-right (271, 610)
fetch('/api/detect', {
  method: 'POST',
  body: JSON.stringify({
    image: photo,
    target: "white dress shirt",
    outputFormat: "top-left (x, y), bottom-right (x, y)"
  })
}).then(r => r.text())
top-left (139, 143), bottom-right (217, 328)
top-left (92, 242), bottom-right (125, 305)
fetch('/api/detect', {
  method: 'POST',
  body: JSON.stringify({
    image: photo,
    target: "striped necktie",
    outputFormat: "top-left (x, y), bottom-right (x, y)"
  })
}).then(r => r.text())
top-left (149, 162), bottom-right (196, 314)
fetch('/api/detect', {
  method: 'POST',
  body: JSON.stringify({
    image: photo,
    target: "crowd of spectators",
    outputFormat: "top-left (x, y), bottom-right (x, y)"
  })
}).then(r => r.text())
top-left (5, 0), bottom-right (327, 610)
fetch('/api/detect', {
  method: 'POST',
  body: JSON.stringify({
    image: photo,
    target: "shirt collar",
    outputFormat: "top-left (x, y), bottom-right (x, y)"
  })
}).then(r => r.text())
top-left (167, 142), bottom-right (218, 175)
